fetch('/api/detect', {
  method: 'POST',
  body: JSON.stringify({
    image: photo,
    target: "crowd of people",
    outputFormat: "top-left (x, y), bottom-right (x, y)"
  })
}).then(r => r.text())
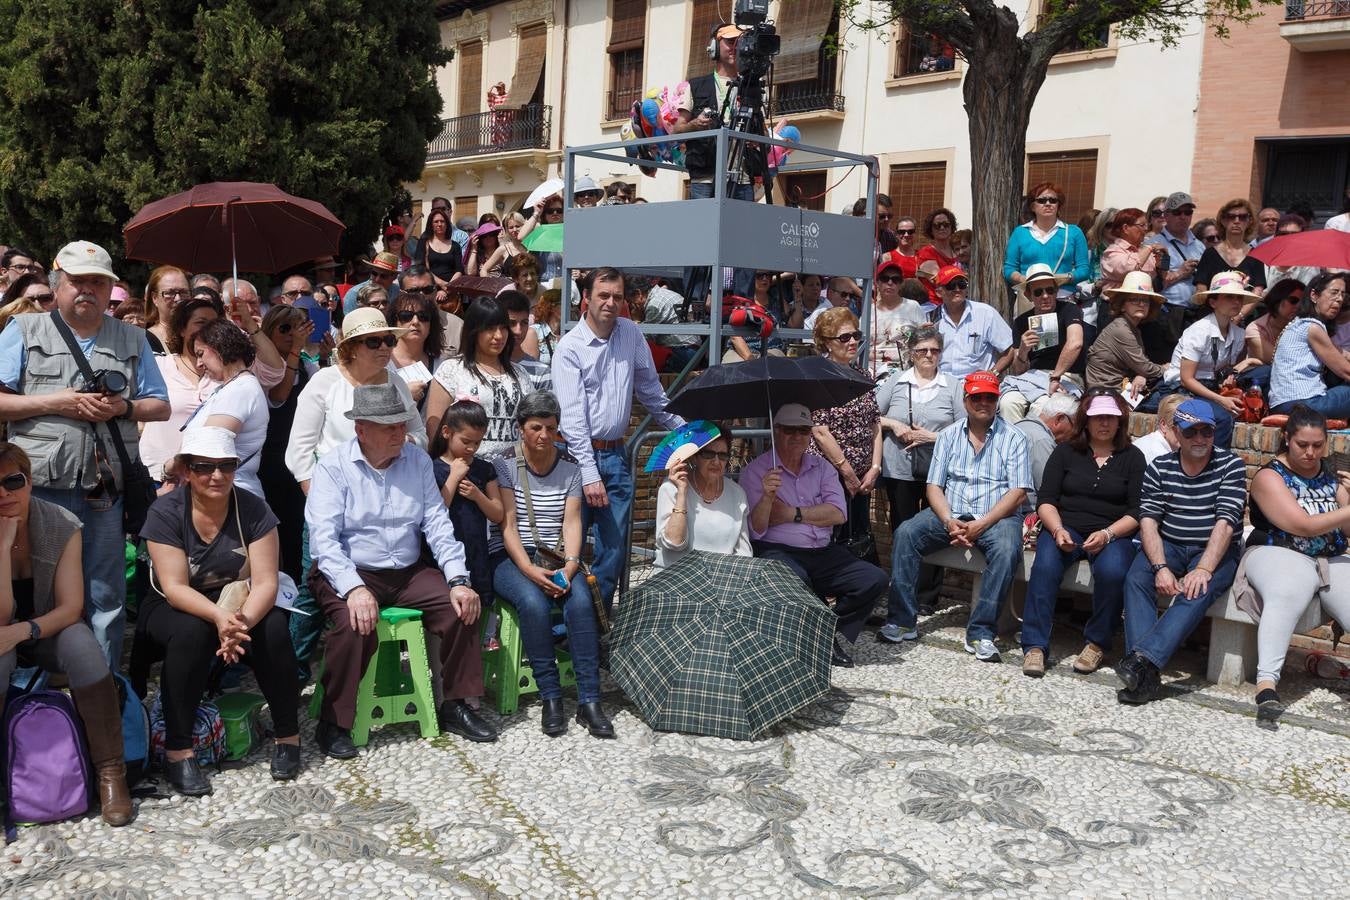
top-left (0, 174), bottom-right (1347, 829)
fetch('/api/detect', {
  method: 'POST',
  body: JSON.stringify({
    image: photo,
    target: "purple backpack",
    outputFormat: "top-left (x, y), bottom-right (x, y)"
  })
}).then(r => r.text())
top-left (4, 690), bottom-right (92, 825)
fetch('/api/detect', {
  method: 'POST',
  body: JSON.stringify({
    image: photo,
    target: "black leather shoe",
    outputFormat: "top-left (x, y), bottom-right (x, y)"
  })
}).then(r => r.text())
top-left (1116, 652), bottom-right (1146, 692)
top-left (270, 743), bottom-right (302, 781)
top-left (575, 702), bottom-right (615, 739)
top-left (165, 756), bottom-right (212, 797)
top-left (1256, 687), bottom-right (1284, 723)
top-left (1117, 658), bottom-right (1161, 705)
top-left (440, 701), bottom-right (498, 743)
top-left (315, 720), bottom-right (359, 760)
top-left (831, 633), bottom-right (855, 668)
top-left (541, 698), bottom-right (567, 736)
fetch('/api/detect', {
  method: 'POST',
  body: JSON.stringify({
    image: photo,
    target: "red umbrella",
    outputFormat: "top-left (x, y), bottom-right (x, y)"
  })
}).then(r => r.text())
top-left (1249, 229), bottom-right (1350, 270)
top-left (123, 182), bottom-right (345, 276)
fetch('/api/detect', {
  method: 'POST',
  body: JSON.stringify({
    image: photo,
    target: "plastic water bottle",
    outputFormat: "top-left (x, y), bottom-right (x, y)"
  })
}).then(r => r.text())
top-left (1305, 652), bottom-right (1350, 680)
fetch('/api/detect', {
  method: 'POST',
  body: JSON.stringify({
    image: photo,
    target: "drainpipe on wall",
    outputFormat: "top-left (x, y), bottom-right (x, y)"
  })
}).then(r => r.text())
top-left (555, 0), bottom-right (570, 180)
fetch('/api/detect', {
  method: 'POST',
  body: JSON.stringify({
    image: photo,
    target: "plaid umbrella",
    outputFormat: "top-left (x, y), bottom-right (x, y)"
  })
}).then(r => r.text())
top-left (609, 552), bottom-right (834, 740)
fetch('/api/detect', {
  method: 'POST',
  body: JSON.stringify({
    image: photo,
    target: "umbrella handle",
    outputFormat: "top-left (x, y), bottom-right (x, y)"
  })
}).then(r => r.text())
top-left (226, 196), bottom-right (240, 299)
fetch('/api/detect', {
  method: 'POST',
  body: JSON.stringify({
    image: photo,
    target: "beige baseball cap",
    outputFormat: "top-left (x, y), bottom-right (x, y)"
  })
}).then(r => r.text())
top-left (55, 241), bottom-right (117, 280)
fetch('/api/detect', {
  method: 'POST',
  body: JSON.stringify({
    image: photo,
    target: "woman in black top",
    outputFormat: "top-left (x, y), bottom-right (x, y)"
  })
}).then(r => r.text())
top-left (1021, 388), bottom-right (1145, 677)
top-left (1193, 198), bottom-right (1266, 315)
top-left (258, 305), bottom-right (311, 587)
top-left (422, 208), bottom-right (463, 288)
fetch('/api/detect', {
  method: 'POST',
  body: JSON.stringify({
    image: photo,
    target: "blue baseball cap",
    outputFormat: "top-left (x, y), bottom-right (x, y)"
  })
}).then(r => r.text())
top-left (1174, 399), bottom-right (1216, 429)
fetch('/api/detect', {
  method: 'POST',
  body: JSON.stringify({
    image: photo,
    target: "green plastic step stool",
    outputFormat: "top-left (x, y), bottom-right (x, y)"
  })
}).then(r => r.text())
top-left (214, 691), bottom-right (266, 761)
top-left (481, 598), bottom-right (575, 715)
top-left (308, 606), bottom-right (439, 746)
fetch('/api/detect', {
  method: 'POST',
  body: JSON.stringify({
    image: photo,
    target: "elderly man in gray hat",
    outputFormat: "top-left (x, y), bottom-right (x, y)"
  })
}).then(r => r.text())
top-left (305, 383), bottom-right (496, 758)
top-left (0, 240), bottom-right (171, 667)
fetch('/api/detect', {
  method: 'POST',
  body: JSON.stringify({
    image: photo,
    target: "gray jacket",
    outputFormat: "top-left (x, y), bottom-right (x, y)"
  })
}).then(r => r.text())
top-left (875, 370), bottom-right (965, 482)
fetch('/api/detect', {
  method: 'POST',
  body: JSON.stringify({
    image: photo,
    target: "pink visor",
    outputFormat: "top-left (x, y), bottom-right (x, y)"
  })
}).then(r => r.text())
top-left (1086, 395), bottom-right (1122, 417)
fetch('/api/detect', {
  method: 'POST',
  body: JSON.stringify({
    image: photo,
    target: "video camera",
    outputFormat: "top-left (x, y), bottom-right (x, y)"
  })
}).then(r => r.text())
top-left (733, 0), bottom-right (779, 82)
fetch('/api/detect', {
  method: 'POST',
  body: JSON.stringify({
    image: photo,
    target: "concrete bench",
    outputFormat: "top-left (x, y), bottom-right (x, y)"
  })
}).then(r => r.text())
top-left (922, 545), bottom-right (1327, 687)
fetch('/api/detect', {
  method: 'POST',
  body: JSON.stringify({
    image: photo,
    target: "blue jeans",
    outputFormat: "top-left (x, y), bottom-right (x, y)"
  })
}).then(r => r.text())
top-left (490, 552), bottom-right (601, 703)
top-left (583, 448), bottom-right (633, 612)
top-left (1122, 539), bottom-right (1239, 668)
top-left (1273, 385), bottom-right (1350, 419)
top-left (288, 523), bottom-right (324, 681)
top-left (683, 181), bottom-right (756, 303)
top-left (33, 487), bottom-right (125, 669)
top-left (1021, 526), bottom-right (1139, 654)
top-left (889, 508), bottom-right (1021, 642)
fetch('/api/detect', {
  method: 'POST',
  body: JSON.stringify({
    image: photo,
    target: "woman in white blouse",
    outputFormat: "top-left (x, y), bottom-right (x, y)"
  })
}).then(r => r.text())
top-left (284, 308), bottom-right (426, 492)
top-left (654, 426), bottom-right (751, 568)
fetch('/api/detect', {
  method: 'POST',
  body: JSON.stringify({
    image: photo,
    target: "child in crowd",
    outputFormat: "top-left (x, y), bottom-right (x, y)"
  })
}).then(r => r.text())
top-left (430, 400), bottom-right (504, 609)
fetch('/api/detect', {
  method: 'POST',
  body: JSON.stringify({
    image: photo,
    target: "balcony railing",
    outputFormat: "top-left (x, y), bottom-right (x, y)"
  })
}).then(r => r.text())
top-left (606, 87), bottom-right (643, 122)
top-left (769, 55), bottom-right (845, 117)
top-left (895, 28), bottom-right (955, 78)
top-left (426, 104), bottom-right (552, 161)
top-left (1285, 0), bottom-right (1350, 17)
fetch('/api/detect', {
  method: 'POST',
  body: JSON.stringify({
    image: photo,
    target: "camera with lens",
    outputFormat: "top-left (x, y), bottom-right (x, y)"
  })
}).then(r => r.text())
top-left (734, 0), bottom-right (778, 81)
top-left (79, 369), bottom-right (129, 395)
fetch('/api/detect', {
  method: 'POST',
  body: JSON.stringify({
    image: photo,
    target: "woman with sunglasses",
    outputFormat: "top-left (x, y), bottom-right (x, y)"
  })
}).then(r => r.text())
top-left (655, 423), bottom-right (750, 569)
top-left (1003, 182), bottom-right (1090, 290)
top-left (870, 254), bottom-right (928, 375)
top-left (286, 308), bottom-right (426, 494)
top-left (424, 297), bottom-right (524, 456)
top-left (1099, 208), bottom-right (1166, 292)
top-left (916, 207), bottom-right (959, 271)
top-left (0, 274), bottom-right (52, 332)
top-left (138, 427), bottom-right (301, 795)
top-left (389, 289), bottom-right (447, 408)
top-left (1194, 198), bottom-right (1266, 302)
top-left (1270, 273), bottom-right (1350, 417)
top-left (0, 442), bottom-right (133, 825)
top-left (1144, 196), bottom-right (1168, 236)
top-left (1242, 278), bottom-right (1305, 389)
top-left (383, 225), bottom-right (413, 272)
top-left (465, 222), bottom-right (503, 277)
top-left (808, 307), bottom-right (882, 563)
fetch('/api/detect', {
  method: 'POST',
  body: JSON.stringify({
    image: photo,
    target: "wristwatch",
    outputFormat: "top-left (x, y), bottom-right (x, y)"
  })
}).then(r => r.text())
top-left (26, 620), bottom-right (40, 641)
top-left (448, 576), bottom-right (470, 589)
top-left (793, 507), bottom-right (803, 523)
top-left (1150, 563), bottom-right (1169, 575)
top-left (119, 397), bottom-right (134, 420)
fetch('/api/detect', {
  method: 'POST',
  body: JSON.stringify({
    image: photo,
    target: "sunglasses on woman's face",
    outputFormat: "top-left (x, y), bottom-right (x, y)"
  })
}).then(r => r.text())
top-left (362, 335), bottom-right (398, 350)
top-left (396, 310), bottom-right (434, 323)
top-left (187, 460), bottom-right (239, 475)
top-left (1202, 233), bottom-right (1221, 243)
top-left (0, 471), bottom-right (28, 492)
top-left (696, 450), bottom-right (731, 462)
top-left (829, 331), bottom-right (863, 343)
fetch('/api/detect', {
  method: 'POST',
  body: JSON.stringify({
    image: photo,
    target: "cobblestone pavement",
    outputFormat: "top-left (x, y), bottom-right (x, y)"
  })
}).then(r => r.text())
top-left (4, 600), bottom-right (1348, 899)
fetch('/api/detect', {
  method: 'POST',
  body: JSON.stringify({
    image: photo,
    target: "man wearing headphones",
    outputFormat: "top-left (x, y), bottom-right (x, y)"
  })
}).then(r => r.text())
top-left (673, 22), bottom-right (756, 307)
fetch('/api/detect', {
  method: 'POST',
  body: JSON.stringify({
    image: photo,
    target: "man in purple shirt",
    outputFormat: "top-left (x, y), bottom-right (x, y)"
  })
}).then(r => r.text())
top-left (743, 404), bottom-right (889, 667)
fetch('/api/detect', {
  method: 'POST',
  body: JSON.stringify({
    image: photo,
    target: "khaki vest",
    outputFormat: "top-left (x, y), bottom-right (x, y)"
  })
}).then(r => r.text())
top-left (9, 312), bottom-right (143, 490)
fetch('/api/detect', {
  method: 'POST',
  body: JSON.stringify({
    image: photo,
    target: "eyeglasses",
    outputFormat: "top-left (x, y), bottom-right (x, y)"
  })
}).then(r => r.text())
top-left (695, 450), bottom-right (731, 462)
top-left (186, 460), bottom-right (240, 475)
top-left (911, 347), bottom-right (940, 356)
top-left (361, 334), bottom-right (398, 350)
top-left (1202, 234), bottom-right (1222, 244)
top-left (755, 272), bottom-right (773, 280)
top-left (282, 289), bottom-right (306, 299)
top-left (1169, 208), bottom-right (1195, 217)
top-left (1149, 209), bottom-right (1165, 218)
top-left (877, 274), bottom-right (904, 284)
top-left (1180, 425), bottom-right (1215, 439)
top-left (400, 285), bottom-right (435, 296)
top-left (896, 228), bottom-right (915, 236)
top-left (159, 288), bottom-right (191, 300)
top-left (931, 221), bottom-right (953, 230)
top-left (5, 262), bottom-right (36, 273)
top-left (1033, 196), bottom-right (1060, 205)
top-left (0, 471), bottom-right (28, 492)
top-left (828, 331), bottom-right (863, 343)
top-left (1282, 294), bottom-right (1304, 305)
top-left (544, 207), bottom-right (564, 216)
top-left (396, 310), bottom-right (434, 323)
top-left (941, 280), bottom-right (969, 291)
top-left (776, 425), bottom-right (812, 435)
top-left (1224, 212), bottom-right (1251, 222)
top-left (1029, 286), bottom-right (1057, 298)
top-left (364, 300), bottom-right (389, 309)
top-left (877, 213), bottom-right (893, 222)
top-left (28, 292), bottom-right (54, 304)
top-left (274, 322), bottom-right (294, 334)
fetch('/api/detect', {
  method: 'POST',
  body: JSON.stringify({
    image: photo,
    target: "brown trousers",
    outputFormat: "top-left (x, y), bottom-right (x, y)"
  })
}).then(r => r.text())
top-left (310, 561), bottom-right (483, 730)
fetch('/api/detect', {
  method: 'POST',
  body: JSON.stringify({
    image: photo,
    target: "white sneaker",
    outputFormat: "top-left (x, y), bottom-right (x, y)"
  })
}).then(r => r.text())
top-left (964, 638), bottom-right (1001, 662)
top-left (878, 623), bottom-right (919, 643)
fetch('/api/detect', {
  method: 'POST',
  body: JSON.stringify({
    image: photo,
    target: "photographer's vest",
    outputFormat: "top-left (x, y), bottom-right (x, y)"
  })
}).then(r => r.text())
top-left (683, 74), bottom-right (725, 181)
top-left (10, 313), bottom-right (143, 491)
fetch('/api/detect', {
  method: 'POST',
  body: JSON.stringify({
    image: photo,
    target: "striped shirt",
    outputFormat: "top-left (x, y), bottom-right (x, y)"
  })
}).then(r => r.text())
top-left (929, 416), bottom-right (1033, 519)
top-left (489, 445), bottom-right (582, 555)
top-left (1270, 318), bottom-right (1330, 408)
top-left (1138, 448), bottom-right (1247, 546)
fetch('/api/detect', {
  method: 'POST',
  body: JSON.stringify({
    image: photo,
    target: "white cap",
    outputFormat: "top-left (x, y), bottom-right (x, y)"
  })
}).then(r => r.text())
top-left (55, 241), bottom-right (117, 280)
top-left (773, 403), bottom-right (813, 427)
top-left (178, 426), bottom-right (239, 461)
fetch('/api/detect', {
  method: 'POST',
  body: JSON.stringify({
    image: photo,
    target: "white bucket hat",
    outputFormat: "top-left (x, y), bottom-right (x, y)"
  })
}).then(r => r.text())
top-left (1019, 263), bottom-right (1072, 299)
top-left (338, 307), bottom-right (408, 348)
top-left (178, 426), bottom-right (239, 461)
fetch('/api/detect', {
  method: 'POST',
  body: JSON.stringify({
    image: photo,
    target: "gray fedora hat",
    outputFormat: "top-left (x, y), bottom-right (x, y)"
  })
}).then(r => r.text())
top-left (344, 383), bottom-right (416, 425)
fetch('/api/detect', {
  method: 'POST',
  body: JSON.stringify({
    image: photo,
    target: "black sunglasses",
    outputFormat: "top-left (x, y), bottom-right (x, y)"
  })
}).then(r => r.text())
top-left (1029, 286), bottom-right (1057, 298)
top-left (361, 335), bottom-right (398, 350)
top-left (400, 286), bottom-right (436, 296)
top-left (941, 280), bottom-right (970, 291)
top-left (186, 460), bottom-right (239, 475)
top-left (829, 331), bottom-right (863, 343)
top-left (1033, 196), bottom-right (1060, 205)
top-left (544, 207), bottom-right (564, 215)
top-left (0, 471), bottom-right (28, 492)
top-left (895, 228), bottom-right (916, 236)
top-left (396, 310), bottom-right (434, 323)
top-left (1202, 234), bottom-right (1222, 243)
top-left (695, 450), bottom-right (731, 462)
top-left (275, 322), bottom-right (293, 334)
top-left (877, 274), bottom-right (904, 284)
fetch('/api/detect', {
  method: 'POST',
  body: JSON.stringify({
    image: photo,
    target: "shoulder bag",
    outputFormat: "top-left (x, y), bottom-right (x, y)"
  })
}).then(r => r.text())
top-left (48, 311), bottom-right (156, 535)
top-left (906, 382), bottom-right (933, 481)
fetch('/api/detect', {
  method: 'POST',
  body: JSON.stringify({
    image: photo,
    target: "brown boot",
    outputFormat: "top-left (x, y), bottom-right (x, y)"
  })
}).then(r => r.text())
top-left (70, 675), bottom-right (133, 826)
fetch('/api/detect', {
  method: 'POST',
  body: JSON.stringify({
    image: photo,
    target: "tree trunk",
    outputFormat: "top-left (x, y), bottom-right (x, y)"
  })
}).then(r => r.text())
top-left (961, 14), bottom-right (1048, 321)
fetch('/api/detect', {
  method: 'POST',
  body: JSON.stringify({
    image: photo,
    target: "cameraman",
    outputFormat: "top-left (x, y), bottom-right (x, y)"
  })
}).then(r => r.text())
top-left (674, 22), bottom-right (757, 306)
top-left (0, 241), bottom-right (170, 668)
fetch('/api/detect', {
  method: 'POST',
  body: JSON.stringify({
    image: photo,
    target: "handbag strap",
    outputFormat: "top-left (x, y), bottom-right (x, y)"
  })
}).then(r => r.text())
top-left (515, 442), bottom-right (564, 555)
top-left (48, 309), bottom-right (136, 484)
top-left (907, 381), bottom-right (916, 428)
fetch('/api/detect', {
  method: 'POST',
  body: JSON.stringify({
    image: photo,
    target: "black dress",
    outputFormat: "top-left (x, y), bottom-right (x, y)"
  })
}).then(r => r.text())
top-left (259, 366), bottom-right (309, 583)
top-left (425, 240), bottom-right (462, 283)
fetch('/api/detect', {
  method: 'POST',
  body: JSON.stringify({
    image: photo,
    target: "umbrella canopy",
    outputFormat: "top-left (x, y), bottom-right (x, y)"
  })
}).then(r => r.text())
top-left (609, 552), bottom-right (834, 740)
top-left (124, 182), bottom-right (344, 274)
top-left (521, 223), bottom-right (563, 254)
top-left (446, 274), bottom-right (515, 298)
top-left (1249, 230), bottom-right (1350, 270)
top-left (524, 178), bottom-right (565, 212)
top-left (666, 354), bottom-right (876, 421)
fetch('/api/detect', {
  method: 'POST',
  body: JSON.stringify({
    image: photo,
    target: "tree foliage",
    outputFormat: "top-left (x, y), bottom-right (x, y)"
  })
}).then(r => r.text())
top-left (840, 0), bottom-right (1280, 315)
top-left (0, 0), bottom-right (451, 266)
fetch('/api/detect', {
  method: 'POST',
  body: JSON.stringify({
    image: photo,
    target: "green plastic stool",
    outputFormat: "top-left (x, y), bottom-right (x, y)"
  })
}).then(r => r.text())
top-left (481, 598), bottom-right (575, 715)
top-left (308, 607), bottom-right (439, 746)
top-left (214, 692), bottom-right (266, 761)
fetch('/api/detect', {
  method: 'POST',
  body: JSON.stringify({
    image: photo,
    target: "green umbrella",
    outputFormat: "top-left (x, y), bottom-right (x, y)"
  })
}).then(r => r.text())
top-left (521, 222), bottom-right (563, 253)
top-left (609, 552), bottom-right (834, 740)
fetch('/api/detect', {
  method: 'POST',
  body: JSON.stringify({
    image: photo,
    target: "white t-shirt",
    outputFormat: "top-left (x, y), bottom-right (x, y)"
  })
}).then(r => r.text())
top-left (1326, 212), bottom-right (1350, 234)
top-left (869, 299), bottom-right (929, 375)
top-left (1133, 430), bottom-right (1173, 466)
top-left (191, 372), bottom-right (268, 497)
top-left (432, 357), bottom-right (525, 458)
top-left (654, 479), bottom-right (752, 569)
top-left (1165, 313), bottom-right (1245, 384)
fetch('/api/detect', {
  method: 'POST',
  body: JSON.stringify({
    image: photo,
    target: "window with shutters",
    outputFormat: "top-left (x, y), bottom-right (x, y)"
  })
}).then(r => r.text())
top-left (607, 0), bottom-right (647, 121)
top-left (769, 4), bottom-right (844, 116)
top-left (888, 162), bottom-right (948, 224)
top-left (1026, 150), bottom-right (1098, 226)
top-left (892, 21), bottom-right (956, 79)
top-left (457, 40), bottom-right (483, 117)
top-left (685, 0), bottom-right (722, 83)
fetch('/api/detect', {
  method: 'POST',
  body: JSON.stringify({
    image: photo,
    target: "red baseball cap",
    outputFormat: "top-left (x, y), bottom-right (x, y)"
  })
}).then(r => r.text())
top-left (963, 371), bottom-right (1000, 397)
top-left (383, 225), bottom-right (405, 240)
top-left (875, 250), bottom-right (906, 279)
top-left (936, 265), bottom-right (967, 287)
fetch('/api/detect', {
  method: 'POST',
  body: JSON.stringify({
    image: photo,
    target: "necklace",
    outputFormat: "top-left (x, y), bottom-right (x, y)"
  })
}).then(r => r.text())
top-left (694, 476), bottom-right (723, 505)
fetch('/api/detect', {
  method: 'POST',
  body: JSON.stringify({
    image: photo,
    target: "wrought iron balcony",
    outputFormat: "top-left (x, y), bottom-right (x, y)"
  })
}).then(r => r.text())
top-left (426, 104), bottom-right (552, 162)
top-left (1281, 0), bottom-right (1350, 50)
top-left (1285, 0), bottom-right (1350, 18)
top-left (768, 56), bottom-right (845, 117)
